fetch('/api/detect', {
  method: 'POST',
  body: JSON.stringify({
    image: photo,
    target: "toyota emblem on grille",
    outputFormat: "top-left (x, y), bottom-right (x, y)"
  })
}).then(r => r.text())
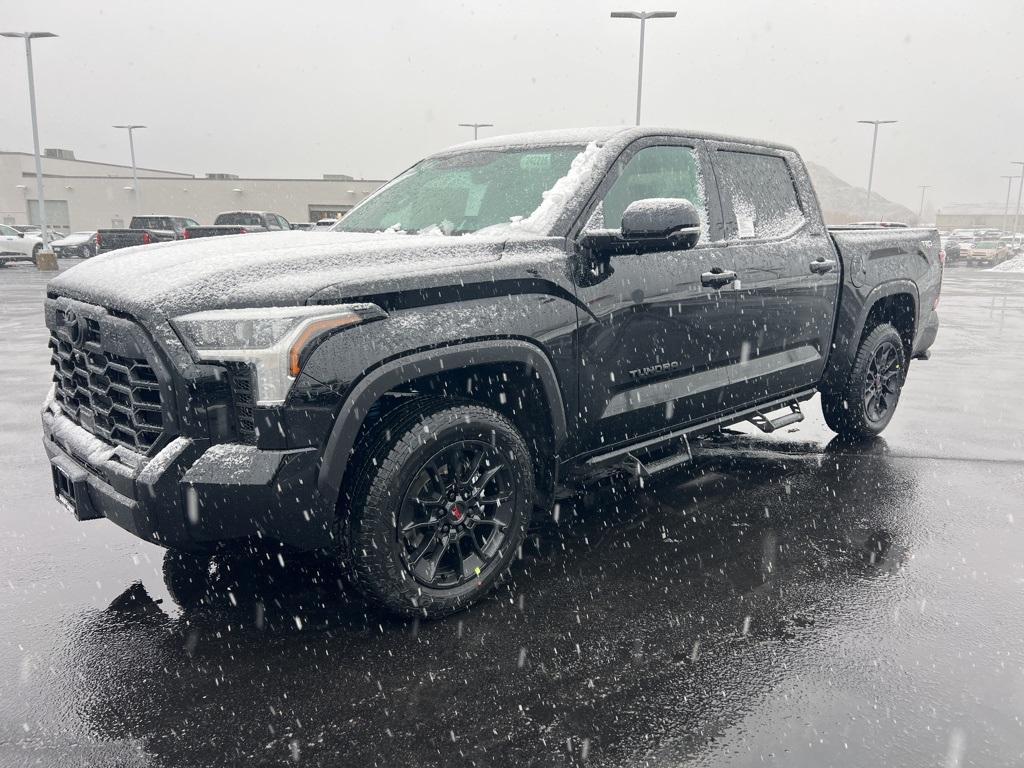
top-left (61, 309), bottom-right (88, 348)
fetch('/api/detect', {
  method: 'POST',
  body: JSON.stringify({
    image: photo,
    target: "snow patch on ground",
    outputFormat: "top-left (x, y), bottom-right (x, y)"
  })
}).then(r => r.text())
top-left (989, 255), bottom-right (1024, 272)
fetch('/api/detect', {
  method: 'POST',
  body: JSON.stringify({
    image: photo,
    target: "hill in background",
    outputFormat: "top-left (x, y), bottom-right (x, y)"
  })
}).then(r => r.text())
top-left (806, 162), bottom-right (916, 224)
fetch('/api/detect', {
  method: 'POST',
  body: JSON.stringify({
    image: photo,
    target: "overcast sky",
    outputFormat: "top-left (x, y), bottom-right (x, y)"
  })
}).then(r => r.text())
top-left (2, 0), bottom-right (1022, 213)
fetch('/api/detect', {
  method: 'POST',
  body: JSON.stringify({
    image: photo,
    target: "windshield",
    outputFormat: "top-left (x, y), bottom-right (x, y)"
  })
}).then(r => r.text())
top-left (215, 213), bottom-right (264, 226)
top-left (335, 145), bottom-right (584, 235)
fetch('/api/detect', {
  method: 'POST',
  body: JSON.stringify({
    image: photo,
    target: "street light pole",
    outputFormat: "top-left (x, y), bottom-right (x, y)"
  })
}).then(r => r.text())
top-left (857, 119), bottom-right (897, 219)
top-left (917, 185), bottom-right (930, 224)
top-left (1000, 175), bottom-right (1016, 233)
top-left (1, 31), bottom-right (58, 246)
top-left (611, 11), bottom-right (677, 125)
top-left (113, 125), bottom-right (146, 211)
top-left (458, 123), bottom-right (493, 140)
top-left (1012, 161), bottom-right (1024, 244)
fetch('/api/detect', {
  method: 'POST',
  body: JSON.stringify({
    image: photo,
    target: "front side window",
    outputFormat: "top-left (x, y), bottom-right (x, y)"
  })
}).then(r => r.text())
top-left (335, 145), bottom-right (585, 235)
top-left (716, 151), bottom-right (804, 239)
top-left (0, 224), bottom-right (16, 236)
top-left (594, 145), bottom-right (709, 238)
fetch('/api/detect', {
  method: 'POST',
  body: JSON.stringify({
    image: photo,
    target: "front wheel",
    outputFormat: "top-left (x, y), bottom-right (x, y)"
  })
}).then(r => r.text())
top-left (821, 323), bottom-right (907, 439)
top-left (32, 243), bottom-right (42, 266)
top-left (346, 400), bottom-right (534, 618)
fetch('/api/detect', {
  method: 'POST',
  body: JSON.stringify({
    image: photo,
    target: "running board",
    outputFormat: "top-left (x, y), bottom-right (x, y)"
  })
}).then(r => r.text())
top-left (580, 389), bottom-right (815, 479)
top-left (618, 434), bottom-right (694, 479)
top-left (747, 401), bottom-right (804, 434)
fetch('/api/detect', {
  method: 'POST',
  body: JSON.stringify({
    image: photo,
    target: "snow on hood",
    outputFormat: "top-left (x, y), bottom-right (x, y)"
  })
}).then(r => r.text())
top-left (49, 230), bottom-right (506, 320)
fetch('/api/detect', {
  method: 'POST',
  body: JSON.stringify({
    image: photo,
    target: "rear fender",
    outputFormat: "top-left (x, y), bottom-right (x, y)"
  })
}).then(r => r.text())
top-left (824, 279), bottom-right (919, 388)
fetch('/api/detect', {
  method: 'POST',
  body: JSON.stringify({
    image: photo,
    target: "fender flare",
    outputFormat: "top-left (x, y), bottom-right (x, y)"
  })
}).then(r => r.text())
top-left (852, 280), bottom-right (919, 351)
top-left (316, 339), bottom-right (569, 503)
top-left (826, 279), bottom-right (920, 386)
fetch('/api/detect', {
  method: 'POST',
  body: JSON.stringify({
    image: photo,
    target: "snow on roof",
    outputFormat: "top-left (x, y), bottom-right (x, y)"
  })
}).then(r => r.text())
top-left (439, 126), bottom-right (797, 156)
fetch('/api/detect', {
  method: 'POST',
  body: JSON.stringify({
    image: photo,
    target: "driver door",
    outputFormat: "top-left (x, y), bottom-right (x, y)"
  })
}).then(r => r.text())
top-left (571, 139), bottom-right (741, 452)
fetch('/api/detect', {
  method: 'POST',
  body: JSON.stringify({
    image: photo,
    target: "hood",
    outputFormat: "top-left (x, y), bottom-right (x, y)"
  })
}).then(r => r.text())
top-left (48, 231), bottom-right (508, 321)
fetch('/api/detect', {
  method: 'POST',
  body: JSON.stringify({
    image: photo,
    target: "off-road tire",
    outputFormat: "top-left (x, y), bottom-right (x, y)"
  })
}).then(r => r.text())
top-left (821, 323), bottom-right (907, 439)
top-left (345, 398), bottom-right (534, 619)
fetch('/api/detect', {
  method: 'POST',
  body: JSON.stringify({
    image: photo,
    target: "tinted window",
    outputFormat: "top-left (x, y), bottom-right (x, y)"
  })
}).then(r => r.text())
top-left (0, 225), bottom-right (16, 236)
top-left (131, 217), bottom-right (173, 230)
top-left (215, 213), bottom-right (264, 226)
top-left (596, 145), bottom-right (707, 235)
top-left (716, 151), bottom-right (804, 239)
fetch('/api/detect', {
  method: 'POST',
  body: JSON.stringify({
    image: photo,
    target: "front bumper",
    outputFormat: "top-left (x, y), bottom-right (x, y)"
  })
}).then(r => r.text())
top-left (42, 399), bottom-right (336, 551)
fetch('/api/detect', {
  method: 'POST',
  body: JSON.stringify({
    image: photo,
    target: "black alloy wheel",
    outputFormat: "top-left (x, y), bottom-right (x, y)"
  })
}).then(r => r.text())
top-left (346, 399), bottom-right (534, 618)
top-left (821, 322), bottom-right (907, 439)
top-left (863, 340), bottom-right (901, 425)
top-left (398, 441), bottom-right (516, 589)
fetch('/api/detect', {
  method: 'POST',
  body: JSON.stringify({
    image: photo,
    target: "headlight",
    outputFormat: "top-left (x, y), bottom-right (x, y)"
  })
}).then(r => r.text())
top-left (171, 303), bottom-right (385, 404)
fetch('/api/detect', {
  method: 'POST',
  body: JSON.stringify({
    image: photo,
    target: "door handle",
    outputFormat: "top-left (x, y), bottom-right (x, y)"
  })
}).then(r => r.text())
top-left (810, 258), bottom-right (837, 274)
top-left (701, 268), bottom-right (738, 288)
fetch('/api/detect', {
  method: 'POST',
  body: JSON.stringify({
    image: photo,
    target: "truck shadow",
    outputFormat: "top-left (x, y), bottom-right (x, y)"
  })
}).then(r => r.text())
top-left (62, 434), bottom-right (917, 767)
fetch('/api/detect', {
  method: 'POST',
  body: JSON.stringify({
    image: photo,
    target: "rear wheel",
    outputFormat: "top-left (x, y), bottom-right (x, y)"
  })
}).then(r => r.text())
top-left (821, 323), bottom-right (907, 439)
top-left (346, 400), bottom-right (534, 618)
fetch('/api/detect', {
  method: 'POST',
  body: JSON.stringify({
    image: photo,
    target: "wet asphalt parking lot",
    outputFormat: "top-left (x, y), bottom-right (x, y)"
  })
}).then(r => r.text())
top-left (2, 262), bottom-right (1023, 767)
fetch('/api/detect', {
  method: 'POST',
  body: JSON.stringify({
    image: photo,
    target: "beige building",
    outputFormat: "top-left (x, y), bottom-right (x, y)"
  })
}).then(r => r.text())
top-left (0, 149), bottom-right (385, 233)
top-left (934, 203), bottom-right (1019, 231)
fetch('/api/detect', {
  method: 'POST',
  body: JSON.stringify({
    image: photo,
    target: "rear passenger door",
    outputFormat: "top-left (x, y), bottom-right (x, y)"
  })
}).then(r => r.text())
top-left (707, 143), bottom-right (840, 407)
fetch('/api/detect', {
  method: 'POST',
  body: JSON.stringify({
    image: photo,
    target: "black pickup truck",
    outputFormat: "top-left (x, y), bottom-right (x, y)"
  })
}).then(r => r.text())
top-left (183, 211), bottom-right (292, 239)
top-left (96, 216), bottom-right (198, 254)
top-left (41, 127), bottom-right (941, 618)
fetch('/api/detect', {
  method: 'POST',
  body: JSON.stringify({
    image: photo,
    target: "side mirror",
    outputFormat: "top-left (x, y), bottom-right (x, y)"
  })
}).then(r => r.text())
top-left (17, 232), bottom-right (25, 238)
top-left (580, 198), bottom-right (701, 257)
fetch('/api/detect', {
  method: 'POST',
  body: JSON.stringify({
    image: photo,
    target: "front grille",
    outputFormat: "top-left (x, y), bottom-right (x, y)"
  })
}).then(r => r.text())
top-left (49, 330), bottom-right (165, 453)
top-left (224, 362), bottom-right (258, 443)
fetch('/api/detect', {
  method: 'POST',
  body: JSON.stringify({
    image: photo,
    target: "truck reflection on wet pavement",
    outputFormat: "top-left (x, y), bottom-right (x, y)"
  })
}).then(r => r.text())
top-left (2, 266), bottom-right (1023, 767)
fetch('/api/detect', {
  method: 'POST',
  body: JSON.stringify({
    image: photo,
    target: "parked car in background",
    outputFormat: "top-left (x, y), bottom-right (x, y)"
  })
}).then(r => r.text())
top-left (941, 237), bottom-right (962, 264)
top-left (998, 234), bottom-right (1023, 255)
top-left (0, 223), bottom-right (43, 266)
top-left (966, 240), bottom-right (1010, 267)
top-left (183, 211), bottom-right (291, 239)
top-left (290, 222), bottom-right (314, 231)
top-left (312, 218), bottom-right (340, 231)
top-left (96, 216), bottom-right (198, 254)
top-left (50, 231), bottom-right (98, 259)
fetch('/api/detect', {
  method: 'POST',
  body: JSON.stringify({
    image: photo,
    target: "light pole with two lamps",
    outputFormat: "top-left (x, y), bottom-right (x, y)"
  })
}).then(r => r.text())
top-left (610, 11), bottom-right (676, 125)
top-left (1, 30), bottom-right (58, 247)
top-left (113, 124), bottom-right (146, 211)
top-left (857, 119), bottom-right (897, 219)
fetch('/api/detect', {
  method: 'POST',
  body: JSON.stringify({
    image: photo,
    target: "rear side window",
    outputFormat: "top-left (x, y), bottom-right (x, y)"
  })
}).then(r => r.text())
top-left (715, 151), bottom-right (804, 239)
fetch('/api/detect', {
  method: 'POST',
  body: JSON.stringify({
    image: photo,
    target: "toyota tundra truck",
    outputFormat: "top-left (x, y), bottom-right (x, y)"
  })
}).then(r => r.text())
top-left (41, 127), bottom-right (942, 618)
